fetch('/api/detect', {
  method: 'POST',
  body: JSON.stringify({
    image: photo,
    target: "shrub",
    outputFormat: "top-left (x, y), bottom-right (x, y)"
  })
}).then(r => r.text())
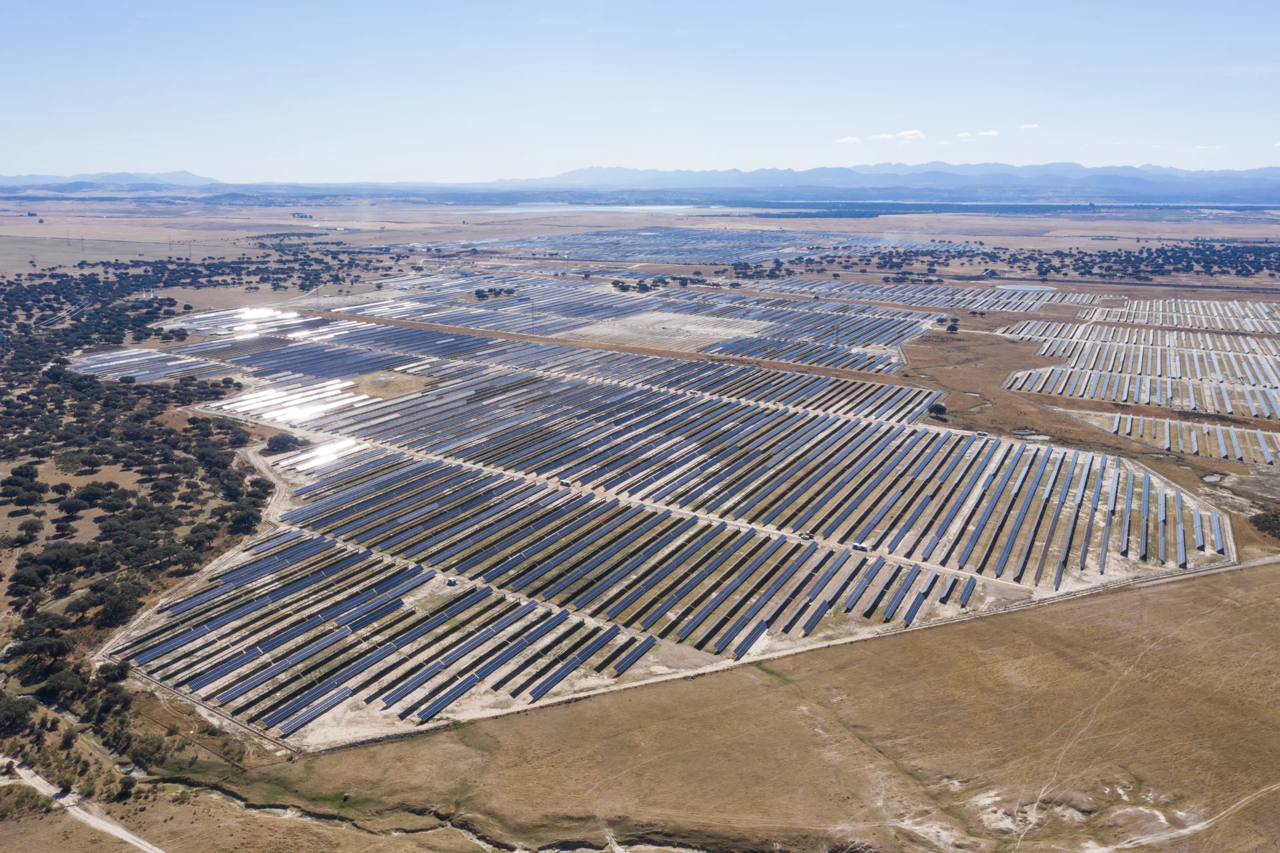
top-left (1250, 511), bottom-right (1280, 540)
top-left (264, 433), bottom-right (309, 454)
top-left (0, 696), bottom-right (37, 735)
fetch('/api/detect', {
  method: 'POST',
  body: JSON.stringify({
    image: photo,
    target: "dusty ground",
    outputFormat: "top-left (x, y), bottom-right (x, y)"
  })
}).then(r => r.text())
top-left (152, 281), bottom-right (396, 312)
top-left (0, 786), bottom-right (493, 853)
top-left (350, 371), bottom-right (435, 400)
top-left (0, 809), bottom-right (135, 853)
top-left (0, 459), bottom-right (146, 547)
top-left (560, 310), bottom-right (772, 351)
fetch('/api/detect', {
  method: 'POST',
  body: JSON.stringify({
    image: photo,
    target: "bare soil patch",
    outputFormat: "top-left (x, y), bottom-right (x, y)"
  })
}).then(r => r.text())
top-left (560, 310), bottom-right (771, 351)
top-left (0, 810), bottom-right (135, 853)
top-left (351, 371), bottom-right (434, 400)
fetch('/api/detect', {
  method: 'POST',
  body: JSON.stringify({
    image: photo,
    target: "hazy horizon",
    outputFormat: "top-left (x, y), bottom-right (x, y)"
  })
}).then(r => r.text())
top-left (7, 160), bottom-right (1280, 189)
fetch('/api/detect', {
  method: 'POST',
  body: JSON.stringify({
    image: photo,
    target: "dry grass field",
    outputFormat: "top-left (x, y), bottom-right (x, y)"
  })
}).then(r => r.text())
top-left (0, 809), bottom-right (136, 853)
top-left (0, 787), bottom-right (490, 853)
top-left (0, 459), bottom-right (145, 547)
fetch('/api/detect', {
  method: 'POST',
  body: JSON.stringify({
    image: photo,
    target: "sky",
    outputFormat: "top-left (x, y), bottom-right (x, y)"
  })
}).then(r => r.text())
top-left (4, 0), bottom-right (1280, 183)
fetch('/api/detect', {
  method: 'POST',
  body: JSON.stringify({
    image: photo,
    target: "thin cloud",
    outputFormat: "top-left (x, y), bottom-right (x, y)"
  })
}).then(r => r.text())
top-left (1020, 123), bottom-right (1040, 129)
top-left (835, 136), bottom-right (861, 144)
top-left (870, 130), bottom-right (925, 142)
top-left (957, 132), bottom-right (973, 138)
top-left (1195, 145), bottom-right (1222, 150)
top-left (978, 130), bottom-right (999, 136)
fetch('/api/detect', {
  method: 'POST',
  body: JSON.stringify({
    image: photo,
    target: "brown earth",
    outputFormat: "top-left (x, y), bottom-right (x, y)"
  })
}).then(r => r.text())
top-left (0, 787), bottom-right (490, 853)
top-left (0, 809), bottom-right (135, 853)
top-left (350, 371), bottom-right (435, 400)
top-left (0, 459), bottom-right (146, 547)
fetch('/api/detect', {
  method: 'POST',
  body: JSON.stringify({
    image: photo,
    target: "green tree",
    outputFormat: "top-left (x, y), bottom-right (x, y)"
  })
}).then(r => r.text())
top-left (0, 697), bottom-right (37, 735)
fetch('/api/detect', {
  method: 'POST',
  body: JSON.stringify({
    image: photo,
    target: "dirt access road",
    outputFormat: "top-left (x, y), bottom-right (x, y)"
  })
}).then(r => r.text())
top-left (0, 755), bottom-right (169, 853)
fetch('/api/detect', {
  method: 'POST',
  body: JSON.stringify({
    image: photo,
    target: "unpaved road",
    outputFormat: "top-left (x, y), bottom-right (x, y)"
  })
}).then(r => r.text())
top-left (0, 755), bottom-right (169, 853)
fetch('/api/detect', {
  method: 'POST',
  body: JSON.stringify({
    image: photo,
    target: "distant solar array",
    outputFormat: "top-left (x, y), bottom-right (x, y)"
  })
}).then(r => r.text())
top-left (172, 334), bottom-right (309, 361)
top-left (210, 375), bottom-right (368, 422)
top-left (759, 278), bottom-right (1098, 312)
top-left (698, 338), bottom-right (902, 371)
top-left (340, 273), bottom-right (932, 372)
top-left (1004, 367), bottom-right (1278, 418)
top-left (167, 307), bottom-right (325, 337)
top-left (376, 268), bottom-right (1096, 314)
top-left (171, 299), bottom-right (922, 381)
top-left (71, 348), bottom-right (230, 382)
top-left (1001, 320), bottom-right (1280, 358)
top-left (1000, 320), bottom-right (1280, 419)
top-left (1082, 411), bottom-right (1280, 466)
top-left (157, 310), bottom-right (936, 418)
top-left (653, 286), bottom-right (939, 323)
top-left (408, 226), bottom-right (971, 264)
top-left (1078, 299), bottom-right (1280, 332)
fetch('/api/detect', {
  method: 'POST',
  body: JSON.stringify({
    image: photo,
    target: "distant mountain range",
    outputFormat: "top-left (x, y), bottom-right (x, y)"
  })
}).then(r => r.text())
top-left (4, 163), bottom-right (1280, 204)
top-left (503, 163), bottom-right (1280, 191)
top-left (0, 170), bottom-right (219, 187)
top-left (483, 161), bottom-right (1280, 199)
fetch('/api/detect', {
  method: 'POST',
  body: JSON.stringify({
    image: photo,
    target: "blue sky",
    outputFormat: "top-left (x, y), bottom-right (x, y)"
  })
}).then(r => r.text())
top-left (4, 0), bottom-right (1279, 182)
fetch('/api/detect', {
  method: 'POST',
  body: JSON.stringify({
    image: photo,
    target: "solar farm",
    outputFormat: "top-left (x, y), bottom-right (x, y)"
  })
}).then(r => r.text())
top-left (1078, 411), bottom-right (1280, 464)
top-left (1077, 298), bottom-right (1280, 331)
top-left (71, 230), bottom-right (1262, 753)
top-left (410, 226), bottom-right (964, 264)
top-left (999, 319), bottom-right (1280, 417)
top-left (752, 277), bottom-right (1100, 312)
top-left (337, 273), bottom-right (936, 369)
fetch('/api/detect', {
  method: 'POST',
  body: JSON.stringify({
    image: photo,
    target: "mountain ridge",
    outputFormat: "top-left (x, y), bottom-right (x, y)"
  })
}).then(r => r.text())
top-left (4, 163), bottom-right (1280, 204)
top-left (0, 170), bottom-right (219, 187)
top-left (498, 163), bottom-right (1280, 189)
